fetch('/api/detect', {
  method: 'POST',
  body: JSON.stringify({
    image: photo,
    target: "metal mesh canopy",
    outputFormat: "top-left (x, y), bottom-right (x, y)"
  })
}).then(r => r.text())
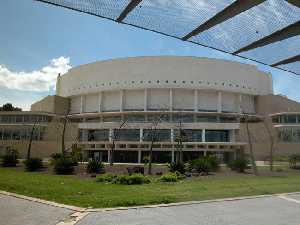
top-left (35, 0), bottom-right (300, 75)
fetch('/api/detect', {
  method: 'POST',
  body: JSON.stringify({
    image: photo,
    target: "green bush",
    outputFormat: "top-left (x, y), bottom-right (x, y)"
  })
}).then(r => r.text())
top-left (96, 173), bottom-right (118, 183)
top-left (96, 173), bottom-right (151, 185)
top-left (1, 149), bottom-right (18, 167)
top-left (159, 172), bottom-right (184, 182)
top-left (23, 158), bottom-right (43, 171)
top-left (289, 154), bottom-right (300, 169)
top-left (168, 162), bottom-right (185, 174)
top-left (86, 160), bottom-right (104, 173)
top-left (53, 157), bottom-right (74, 175)
top-left (227, 158), bottom-right (249, 173)
top-left (191, 155), bottom-right (220, 174)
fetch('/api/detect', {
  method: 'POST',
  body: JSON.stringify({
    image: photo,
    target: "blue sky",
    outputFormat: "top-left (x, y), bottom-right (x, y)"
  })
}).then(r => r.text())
top-left (1, 0), bottom-right (300, 110)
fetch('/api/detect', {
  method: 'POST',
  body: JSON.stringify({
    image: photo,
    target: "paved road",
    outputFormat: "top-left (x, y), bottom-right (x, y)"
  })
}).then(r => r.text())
top-left (78, 195), bottom-right (300, 225)
top-left (1, 193), bottom-right (300, 225)
top-left (0, 194), bottom-right (72, 225)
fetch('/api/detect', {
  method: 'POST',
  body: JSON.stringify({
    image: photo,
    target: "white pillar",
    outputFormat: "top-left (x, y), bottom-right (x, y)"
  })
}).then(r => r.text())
top-left (169, 88), bottom-right (173, 111)
top-left (138, 150), bottom-right (142, 164)
top-left (80, 95), bottom-right (84, 113)
top-left (171, 129), bottom-right (174, 142)
top-left (144, 89), bottom-right (148, 111)
top-left (238, 94), bottom-right (242, 113)
top-left (98, 92), bottom-right (102, 112)
top-left (109, 129), bottom-right (113, 142)
top-left (120, 90), bottom-right (124, 112)
top-left (217, 91), bottom-right (222, 113)
top-left (194, 89), bottom-right (198, 112)
top-left (140, 128), bottom-right (143, 142)
top-left (107, 150), bottom-right (111, 163)
top-left (171, 150), bottom-right (175, 163)
top-left (202, 129), bottom-right (206, 142)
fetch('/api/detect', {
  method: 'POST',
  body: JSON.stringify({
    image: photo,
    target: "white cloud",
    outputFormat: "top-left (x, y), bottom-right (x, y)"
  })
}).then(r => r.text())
top-left (0, 56), bottom-right (71, 92)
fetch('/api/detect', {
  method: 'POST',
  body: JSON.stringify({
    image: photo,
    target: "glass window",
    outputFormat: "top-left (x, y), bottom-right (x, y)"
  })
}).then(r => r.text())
top-left (172, 114), bottom-right (194, 123)
top-left (196, 115), bottom-right (217, 122)
top-left (287, 115), bottom-right (297, 123)
top-left (3, 129), bottom-right (11, 140)
top-left (115, 129), bottom-right (140, 141)
top-left (88, 129), bottom-right (109, 141)
top-left (147, 114), bottom-right (170, 123)
top-left (219, 116), bottom-right (238, 123)
top-left (124, 115), bottom-right (145, 122)
top-left (272, 116), bottom-right (279, 123)
top-left (205, 130), bottom-right (229, 142)
top-left (174, 129), bottom-right (202, 142)
top-left (103, 116), bottom-right (122, 122)
top-left (143, 129), bottom-right (171, 142)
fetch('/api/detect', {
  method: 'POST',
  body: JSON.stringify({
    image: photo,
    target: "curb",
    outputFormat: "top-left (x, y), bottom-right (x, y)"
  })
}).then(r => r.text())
top-left (1, 190), bottom-right (300, 213)
top-left (0, 191), bottom-right (85, 212)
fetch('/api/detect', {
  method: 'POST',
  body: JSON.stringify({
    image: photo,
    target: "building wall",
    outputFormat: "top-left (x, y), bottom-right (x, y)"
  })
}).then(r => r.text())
top-left (57, 56), bottom-right (272, 97)
top-left (31, 95), bottom-right (70, 115)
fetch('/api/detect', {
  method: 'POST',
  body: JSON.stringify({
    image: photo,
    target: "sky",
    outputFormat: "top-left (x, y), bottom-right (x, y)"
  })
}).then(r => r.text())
top-left (0, 0), bottom-right (300, 110)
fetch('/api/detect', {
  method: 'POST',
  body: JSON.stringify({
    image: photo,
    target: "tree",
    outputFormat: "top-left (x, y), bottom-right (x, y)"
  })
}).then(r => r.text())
top-left (262, 116), bottom-right (277, 171)
top-left (0, 103), bottom-right (22, 111)
top-left (26, 121), bottom-right (38, 160)
top-left (143, 112), bottom-right (167, 175)
top-left (109, 120), bottom-right (127, 166)
top-left (244, 115), bottom-right (258, 176)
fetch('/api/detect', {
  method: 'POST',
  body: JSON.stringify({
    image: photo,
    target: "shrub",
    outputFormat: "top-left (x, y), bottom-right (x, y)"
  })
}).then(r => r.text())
top-left (53, 157), bottom-right (74, 175)
top-left (184, 162), bottom-right (192, 172)
top-left (96, 173), bottom-right (151, 185)
top-left (207, 155), bottom-right (220, 172)
top-left (159, 172), bottom-right (184, 182)
top-left (24, 158), bottom-right (43, 171)
top-left (127, 166), bottom-right (144, 175)
top-left (168, 162), bottom-right (185, 174)
top-left (86, 160), bottom-right (104, 173)
top-left (190, 155), bottom-right (220, 175)
top-left (227, 158), bottom-right (249, 173)
top-left (289, 154), bottom-right (300, 169)
top-left (1, 149), bottom-right (18, 167)
top-left (96, 173), bottom-right (118, 183)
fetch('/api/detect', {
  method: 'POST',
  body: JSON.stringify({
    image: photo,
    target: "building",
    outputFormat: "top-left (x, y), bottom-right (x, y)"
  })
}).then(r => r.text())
top-left (1, 56), bottom-right (300, 162)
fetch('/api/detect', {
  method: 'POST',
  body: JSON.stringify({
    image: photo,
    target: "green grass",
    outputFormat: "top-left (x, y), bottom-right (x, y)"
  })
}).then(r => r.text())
top-left (1, 168), bottom-right (300, 208)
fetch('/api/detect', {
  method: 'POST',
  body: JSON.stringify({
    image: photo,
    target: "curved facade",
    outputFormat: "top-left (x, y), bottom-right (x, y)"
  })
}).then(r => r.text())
top-left (57, 56), bottom-right (272, 115)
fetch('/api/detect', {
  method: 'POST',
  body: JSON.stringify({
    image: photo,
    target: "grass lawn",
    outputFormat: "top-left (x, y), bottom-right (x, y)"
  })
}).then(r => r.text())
top-left (1, 168), bottom-right (300, 208)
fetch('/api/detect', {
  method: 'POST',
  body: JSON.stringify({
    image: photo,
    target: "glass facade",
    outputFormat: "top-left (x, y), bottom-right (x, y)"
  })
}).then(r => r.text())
top-left (278, 128), bottom-right (300, 143)
top-left (143, 129), bottom-right (171, 142)
top-left (0, 127), bottom-right (45, 141)
top-left (115, 129), bottom-right (140, 141)
top-left (0, 115), bottom-right (51, 124)
top-left (272, 114), bottom-right (300, 124)
top-left (205, 130), bottom-right (229, 142)
top-left (87, 129), bottom-right (109, 141)
top-left (174, 129), bottom-right (202, 142)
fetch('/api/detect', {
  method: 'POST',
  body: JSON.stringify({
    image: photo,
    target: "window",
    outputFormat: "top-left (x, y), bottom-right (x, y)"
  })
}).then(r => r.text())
top-left (205, 130), bottom-right (229, 142)
top-left (103, 116), bottom-right (122, 122)
top-left (124, 115), bottom-right (145, 122)
top-left (147, 114), bottom-right (170, 123)
top-left (219, 116), bottom-right (238, 123)
top-left (88, 129), bottom-right (109, 141)
top-left (174, 129), bottom-right (202, 142)
top-left (196, 115), bottom-right (217, 122)
top-left (143, 129), bottom-right (171, 142)
top-left (172, 114), bottom-right (194, 123)
top-left (115, 129), bottom-right (140, 141)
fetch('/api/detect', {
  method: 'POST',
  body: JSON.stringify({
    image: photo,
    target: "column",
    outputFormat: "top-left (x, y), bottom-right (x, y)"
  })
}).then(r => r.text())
top-left (80, 95), bottom-right (84, 113)
top-left (194, 89), bottom-right (198, 112)
top-left (120, 90), bottom-right (124, 112)
top-left (139, 128), bottom-right (143, 142)
top-left (169, 88), bottom-right (173, 111)
top-left (217, 91), bottom-right (222, 113)
top-left (238, 94), bottom-right (242, 113)
top-left (171, 150), bottom-right (175, 163)
top-left (107, 150), bottom-right (111, 163)
top-left (144, 89), bottom-right (148, 111)
top-left (171, 129), bottom-right (174, 142)
top-left (98, 92), bottom-right (102, 112)
top-left (109, 129), bottom-right (113, 142)
top-left (138, 150), bottom-right (142, 164)
top-left (202, 129), bottom-right (206, 142)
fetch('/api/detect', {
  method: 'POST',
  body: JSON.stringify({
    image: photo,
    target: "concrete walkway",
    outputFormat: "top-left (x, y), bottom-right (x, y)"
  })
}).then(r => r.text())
top-left (1, 192), bottom-right (300, 225)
